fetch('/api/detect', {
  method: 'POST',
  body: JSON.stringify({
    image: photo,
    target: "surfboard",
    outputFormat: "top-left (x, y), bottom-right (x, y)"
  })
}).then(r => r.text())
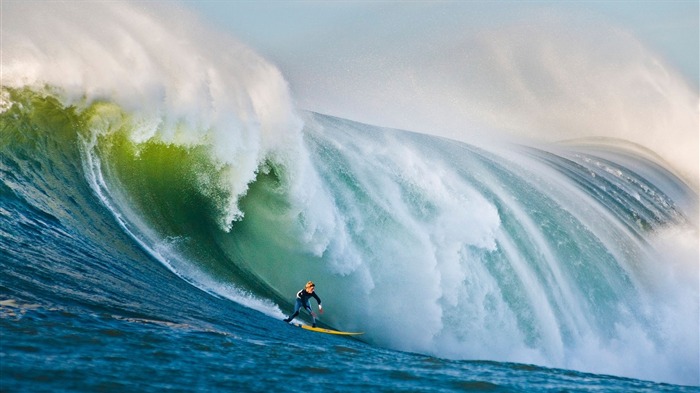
top-left (292, 323), bottom-right (363, 336)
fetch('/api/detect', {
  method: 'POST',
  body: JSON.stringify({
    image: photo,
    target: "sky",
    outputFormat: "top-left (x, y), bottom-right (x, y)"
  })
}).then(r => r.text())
top-left (182, 2), bottom-right (698, 65)
top-left (182, 1), bottom-right (699, 90)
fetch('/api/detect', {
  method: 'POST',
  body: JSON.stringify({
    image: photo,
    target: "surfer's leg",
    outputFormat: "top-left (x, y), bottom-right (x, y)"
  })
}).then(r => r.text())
top-left (284, 299), bottom-right (303, 322)
top-left (304, 300), bottom-right (316, 327)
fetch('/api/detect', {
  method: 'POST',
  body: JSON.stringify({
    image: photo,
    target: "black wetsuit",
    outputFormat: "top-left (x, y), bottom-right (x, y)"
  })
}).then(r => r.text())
top-left (296, 289), bottom-right (322, 308)
top-left (284, 288), bottom-right (322, 325)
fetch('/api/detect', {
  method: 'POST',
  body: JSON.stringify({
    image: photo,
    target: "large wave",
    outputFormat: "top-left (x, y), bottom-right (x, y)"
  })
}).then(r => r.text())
top-left (2, 1), bottom-right (698, 386)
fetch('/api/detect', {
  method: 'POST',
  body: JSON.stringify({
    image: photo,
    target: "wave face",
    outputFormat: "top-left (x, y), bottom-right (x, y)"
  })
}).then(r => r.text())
top-left (2, 1), bottom-right (698, 388)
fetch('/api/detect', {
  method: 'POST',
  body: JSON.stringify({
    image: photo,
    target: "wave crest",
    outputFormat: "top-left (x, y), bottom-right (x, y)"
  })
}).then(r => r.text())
top-left (3, 1), bottom-right (303, 227)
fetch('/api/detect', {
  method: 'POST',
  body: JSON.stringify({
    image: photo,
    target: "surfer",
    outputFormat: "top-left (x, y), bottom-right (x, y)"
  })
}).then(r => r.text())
top-left (283, 281), bottom-right (323, 327)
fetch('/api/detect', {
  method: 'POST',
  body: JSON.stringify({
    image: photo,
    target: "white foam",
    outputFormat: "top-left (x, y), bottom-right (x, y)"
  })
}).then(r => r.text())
top-left (285, 122), bottom-right (699, 385)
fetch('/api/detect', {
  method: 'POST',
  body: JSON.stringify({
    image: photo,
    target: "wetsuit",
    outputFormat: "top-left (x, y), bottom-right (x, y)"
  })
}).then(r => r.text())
top-left (284, 289), bottom-right (322, 326)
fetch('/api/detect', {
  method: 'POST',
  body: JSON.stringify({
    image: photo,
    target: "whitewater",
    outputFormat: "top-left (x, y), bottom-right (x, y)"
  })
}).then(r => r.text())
top-left (1, 2), bottom-right (698, 391)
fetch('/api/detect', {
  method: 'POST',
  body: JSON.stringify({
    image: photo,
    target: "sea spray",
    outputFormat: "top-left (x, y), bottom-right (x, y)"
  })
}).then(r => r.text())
top-left (280, 115), bottom-right (698, 384)
top-left (283, 6), bottom-right (699, 191)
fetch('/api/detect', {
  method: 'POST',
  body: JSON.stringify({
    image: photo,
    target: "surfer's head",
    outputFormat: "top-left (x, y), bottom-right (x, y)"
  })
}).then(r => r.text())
top-left (305, 281), bottom-right (315, 292)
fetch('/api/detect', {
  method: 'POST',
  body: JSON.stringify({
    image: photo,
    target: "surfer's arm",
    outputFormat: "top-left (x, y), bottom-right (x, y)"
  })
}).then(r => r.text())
top-left (312, 293), bottom-right (323, 313)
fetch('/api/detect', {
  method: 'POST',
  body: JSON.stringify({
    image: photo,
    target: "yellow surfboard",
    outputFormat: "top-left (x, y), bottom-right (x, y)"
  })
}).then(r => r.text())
top-left (292, 323), bottom-right (363, 336)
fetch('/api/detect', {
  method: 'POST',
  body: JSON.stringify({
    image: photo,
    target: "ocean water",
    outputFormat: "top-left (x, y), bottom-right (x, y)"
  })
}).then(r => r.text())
top-left (1, 2), bottom-right (698, 392)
